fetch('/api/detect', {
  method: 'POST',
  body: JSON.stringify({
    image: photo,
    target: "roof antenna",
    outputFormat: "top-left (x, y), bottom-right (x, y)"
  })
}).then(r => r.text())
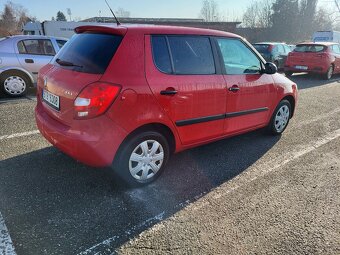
top-left (104, 0), bottom-right (121, 26)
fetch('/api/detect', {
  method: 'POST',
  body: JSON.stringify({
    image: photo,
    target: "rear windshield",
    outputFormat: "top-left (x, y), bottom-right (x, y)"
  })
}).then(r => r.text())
top-left (294, 44), bottom-right (326, 53)
top-left (54, 33), bottom-right (122, 74)
top-left (253, 44), bottom-right (271, 53)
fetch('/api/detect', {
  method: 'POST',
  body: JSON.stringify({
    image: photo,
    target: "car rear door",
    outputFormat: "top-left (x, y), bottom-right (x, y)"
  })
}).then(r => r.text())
top-left (16, 39), bottom-right (55, 81)
top-left (145, 35), bottom-right (226, 145)
top-left (214, 37), bottom-right (276, 134)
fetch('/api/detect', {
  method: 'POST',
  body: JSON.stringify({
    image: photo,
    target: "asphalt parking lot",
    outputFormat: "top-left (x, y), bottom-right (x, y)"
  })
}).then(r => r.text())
top-left (0, 74), bottom-right (340, 255)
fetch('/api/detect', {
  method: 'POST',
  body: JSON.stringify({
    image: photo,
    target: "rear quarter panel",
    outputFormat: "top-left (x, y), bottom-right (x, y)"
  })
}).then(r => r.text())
top-left (101, 29), bottom-right (182, 151)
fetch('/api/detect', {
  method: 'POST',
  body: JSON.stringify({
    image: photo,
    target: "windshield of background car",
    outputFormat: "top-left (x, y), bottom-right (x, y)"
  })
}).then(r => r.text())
top-left (294, 44), bottom-right (326, 53)
top-left (54, 33), bottom-right (122, 74)
top-left (253, 44), bottom-right (271, 53)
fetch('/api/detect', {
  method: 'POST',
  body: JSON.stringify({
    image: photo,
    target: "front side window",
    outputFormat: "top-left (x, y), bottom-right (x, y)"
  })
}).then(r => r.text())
top-left (277, 44), bottom-right (285, 54)
top-left (17, 39), bottom-right (55, 55)
top-left (217, 38), bottom-right (262, 75)
top-left (284, 45), bottom-right (292, 54)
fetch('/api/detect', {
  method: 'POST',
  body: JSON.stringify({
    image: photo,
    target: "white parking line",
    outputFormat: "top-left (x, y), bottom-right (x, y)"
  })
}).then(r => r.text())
top-left (0, 212), bottom-right (16, 255)
top-left (79, 128), bottom-right (340, 254)
top-left (78, 212), bottom-right (166, 255)
top-left (0, 131), bottom-right (40, 141)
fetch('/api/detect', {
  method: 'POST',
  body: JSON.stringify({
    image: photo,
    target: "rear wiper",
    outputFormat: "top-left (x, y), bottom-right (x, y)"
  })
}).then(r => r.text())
top-left (56, 58), bottom-right (83, 68)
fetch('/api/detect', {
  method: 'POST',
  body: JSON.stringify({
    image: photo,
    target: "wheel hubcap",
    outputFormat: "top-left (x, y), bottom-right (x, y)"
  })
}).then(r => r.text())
top-left (129, 140), bottom-right (164, 181)
top-left (4, 76), bottom-right (26, 95)
top-left (274, 105), bottom-right (290, 133)
top-left (328, 67), bottom-right (333, 79)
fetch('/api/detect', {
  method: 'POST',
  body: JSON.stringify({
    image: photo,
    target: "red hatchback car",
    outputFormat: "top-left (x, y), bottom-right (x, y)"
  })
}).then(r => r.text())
top-left (35, 25), bottom-right (298, 185)
top-left (284, 42), bottom-right (340, 80)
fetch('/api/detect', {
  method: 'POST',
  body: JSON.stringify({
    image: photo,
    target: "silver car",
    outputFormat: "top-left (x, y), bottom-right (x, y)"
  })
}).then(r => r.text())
top-left (0, 35), bottom-right (67, 97)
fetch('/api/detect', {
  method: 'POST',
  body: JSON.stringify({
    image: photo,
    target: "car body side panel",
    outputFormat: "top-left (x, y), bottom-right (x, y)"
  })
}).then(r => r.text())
top-left (101, 30), bottom-right (183, 152)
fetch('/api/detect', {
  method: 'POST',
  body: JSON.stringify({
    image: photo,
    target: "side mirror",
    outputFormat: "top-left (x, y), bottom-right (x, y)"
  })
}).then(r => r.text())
top-left (264, 62), bottom-right (277, 74)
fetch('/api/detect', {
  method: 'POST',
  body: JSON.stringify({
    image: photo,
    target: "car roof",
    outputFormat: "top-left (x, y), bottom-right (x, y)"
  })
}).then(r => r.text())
top-left (3, 35), bottom-right (68, 41)
top-left (75, 24), bottom-right (241, 38)
top-left (297, 42), bottom-right (337, 46)
top-left (253, 42), bottom-right (286, 45)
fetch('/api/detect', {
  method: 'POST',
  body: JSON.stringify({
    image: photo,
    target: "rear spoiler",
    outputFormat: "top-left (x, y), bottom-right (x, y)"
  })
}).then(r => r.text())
top-left (74, 25), bottom-right (127, 36)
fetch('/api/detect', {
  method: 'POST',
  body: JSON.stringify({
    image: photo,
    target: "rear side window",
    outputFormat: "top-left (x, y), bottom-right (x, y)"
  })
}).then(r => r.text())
top-left (56, 40), bottom-right (67, 49)
top-left (54, 33), bottom-right (122, 74)
top-left (18, 39), bottom-right (55, 55)
top-left (151, 35), bottom-right (216, 75)
top-left (151, 36), bottom-right (172, 74)
top-left (294, 45), bottom-right (326, 53)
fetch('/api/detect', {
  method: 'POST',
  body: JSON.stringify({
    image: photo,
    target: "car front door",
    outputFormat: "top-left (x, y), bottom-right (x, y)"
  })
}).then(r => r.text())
top-left (16, 39), bottom-right (56, 82)
top-left (145, 35), bottom-right (226, 145)
top-left (214, 37), bottom-right (277, 135)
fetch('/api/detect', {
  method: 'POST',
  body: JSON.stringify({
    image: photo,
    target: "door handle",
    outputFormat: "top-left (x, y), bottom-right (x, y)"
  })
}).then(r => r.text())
top-left (228, 86), bottom-right (240, 92)
top-left (160, 88), bottom-right (177, 95)
top-left (25, 59), bottom-right (34, 63)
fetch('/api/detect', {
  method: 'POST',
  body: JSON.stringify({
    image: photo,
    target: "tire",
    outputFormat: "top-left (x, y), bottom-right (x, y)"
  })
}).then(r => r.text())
top-left (1, 71), bottom-right (30, 97)
top-left (113, 131), bottom-right (170, 186)
top-left (323, 65), bottom-right (333, 80)
top-left (284, 71), bottom-right (293, 77)
top-left (267, 100), bottom-right (292, 135)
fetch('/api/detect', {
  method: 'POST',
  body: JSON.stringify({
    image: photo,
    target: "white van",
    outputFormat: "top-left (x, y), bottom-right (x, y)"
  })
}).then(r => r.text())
top-left (312, 31), bottom-right (340, 43)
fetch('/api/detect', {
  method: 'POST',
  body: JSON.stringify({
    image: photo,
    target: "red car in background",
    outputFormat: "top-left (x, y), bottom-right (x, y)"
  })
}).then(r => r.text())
top-left (35, 25), bottom-right (298, 185)
top-left (284, 42), bottom-right (340, 80)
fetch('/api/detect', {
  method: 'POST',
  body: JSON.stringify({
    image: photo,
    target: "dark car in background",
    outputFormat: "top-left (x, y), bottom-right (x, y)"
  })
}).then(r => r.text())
top-left (253, 42), bottom-right (292, 70)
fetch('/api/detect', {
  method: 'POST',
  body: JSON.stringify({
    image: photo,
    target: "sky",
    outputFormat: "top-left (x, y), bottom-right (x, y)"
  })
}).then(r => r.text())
top-left (1, 0), bottom-right (336, 22)
top-left (2, 0), bottom-right (252, 22)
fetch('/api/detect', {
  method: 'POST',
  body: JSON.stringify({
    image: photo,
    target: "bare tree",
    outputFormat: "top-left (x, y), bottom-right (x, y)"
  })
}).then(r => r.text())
top-left (0, 1), bottom-right (34, 36)
top-left (199, 0), bottom-right (222, 22)
top-left (243, 0), bottom-right (273, 28)
top-left (116, 8), bottom-right (130, 18)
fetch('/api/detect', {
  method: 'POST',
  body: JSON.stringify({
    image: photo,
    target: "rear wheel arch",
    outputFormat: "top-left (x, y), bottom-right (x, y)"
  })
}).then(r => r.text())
top-left (0, 69), bottom-right (33, 96)
top-left (1, 69), bottom-right (34, 86)
top-left (112, 123), bottom-right (176, 186)
top-left (118, 123), bottom-right (176, 156)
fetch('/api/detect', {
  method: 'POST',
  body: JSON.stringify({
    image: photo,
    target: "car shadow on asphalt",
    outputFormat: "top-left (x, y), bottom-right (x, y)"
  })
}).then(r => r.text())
top-left (289, 73), bottom-right (340, 90)
top-left (0, 129), bottom-right (280, 254)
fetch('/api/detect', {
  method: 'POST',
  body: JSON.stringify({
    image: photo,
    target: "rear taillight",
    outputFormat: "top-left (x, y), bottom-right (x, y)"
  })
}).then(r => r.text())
top-left (74, 82), bottom-right (121, 119)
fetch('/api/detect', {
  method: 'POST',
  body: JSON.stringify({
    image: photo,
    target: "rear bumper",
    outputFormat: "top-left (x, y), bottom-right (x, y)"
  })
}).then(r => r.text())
top-left (35, 103), bottom-right (128, 167)
top-left (284, 64), bottom-right (328, 74)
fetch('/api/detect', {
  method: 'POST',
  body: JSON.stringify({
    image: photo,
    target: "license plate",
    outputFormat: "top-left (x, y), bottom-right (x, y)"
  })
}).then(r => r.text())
top-left (295, 65), bottom-right (308, 70)
top-left (42, 90), bottom-right (60, 110)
